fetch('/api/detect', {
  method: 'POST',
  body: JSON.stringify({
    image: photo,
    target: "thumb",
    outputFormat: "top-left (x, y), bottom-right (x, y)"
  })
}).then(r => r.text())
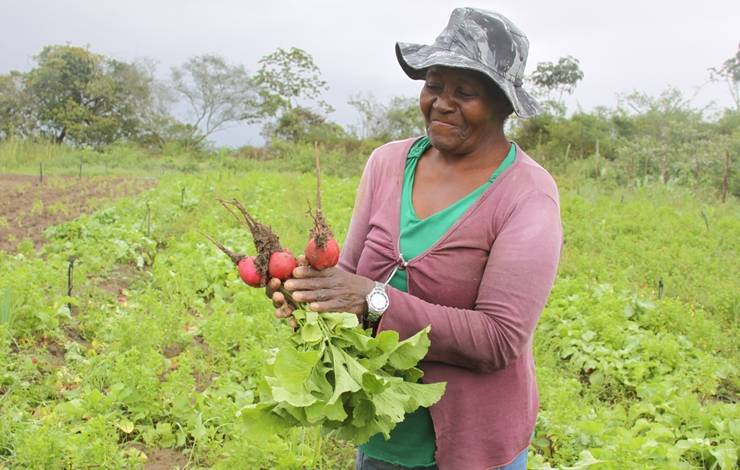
top-left (297, 254), bottom-right (309, 267)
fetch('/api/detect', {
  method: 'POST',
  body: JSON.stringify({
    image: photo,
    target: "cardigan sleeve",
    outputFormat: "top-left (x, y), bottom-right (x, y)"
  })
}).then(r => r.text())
top-left (337, 150), bottom-right (377, 275)
top-left (376, 190), bottom-right (563, 373)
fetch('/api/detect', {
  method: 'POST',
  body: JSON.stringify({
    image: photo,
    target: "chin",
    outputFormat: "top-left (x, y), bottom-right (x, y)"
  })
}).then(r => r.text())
top-left (427, 133), bottom-right (461, 153)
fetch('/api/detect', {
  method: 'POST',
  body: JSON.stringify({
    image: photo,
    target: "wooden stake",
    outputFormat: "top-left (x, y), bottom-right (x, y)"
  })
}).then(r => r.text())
top-left (67, 256), bottom-right (76, 313)
top-left (721, 150), bottom-right (731, 203)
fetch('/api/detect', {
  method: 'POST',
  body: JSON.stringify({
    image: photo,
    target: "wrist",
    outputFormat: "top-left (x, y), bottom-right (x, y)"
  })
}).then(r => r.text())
top-left (366, 281), bottom-right (390, 324)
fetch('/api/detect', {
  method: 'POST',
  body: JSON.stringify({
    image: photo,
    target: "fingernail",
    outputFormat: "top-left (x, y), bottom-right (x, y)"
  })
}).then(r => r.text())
top-left (309, 303), bottom-right (319, 311)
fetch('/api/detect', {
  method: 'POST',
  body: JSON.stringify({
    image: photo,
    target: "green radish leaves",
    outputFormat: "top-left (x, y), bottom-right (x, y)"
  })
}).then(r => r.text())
top-left (245, 311), bottom-right (446, 445)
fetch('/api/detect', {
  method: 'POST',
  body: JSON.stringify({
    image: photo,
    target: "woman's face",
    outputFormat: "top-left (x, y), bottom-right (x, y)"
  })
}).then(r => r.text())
top-left (419, 66), bottom-right (509, 154)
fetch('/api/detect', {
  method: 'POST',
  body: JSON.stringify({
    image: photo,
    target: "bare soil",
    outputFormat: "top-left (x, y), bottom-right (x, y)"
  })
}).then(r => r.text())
top-left (144, 448), bottom-right (191, 470)
top-left (127, 444), bottom-right (190, 470)
top-left (0, 173), bottom-right (157, 252)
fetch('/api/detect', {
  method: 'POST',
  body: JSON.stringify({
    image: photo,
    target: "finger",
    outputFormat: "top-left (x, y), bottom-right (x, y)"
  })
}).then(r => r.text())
top-left (265, 278), bottom-right (282, 299)
top-left (274, 303), bottom-right (293, 319)
top-left (308, 301), bottom-right (331, 313)
top-left (292, 288), bottom-right (335, 304)
top-left (271, 291), bottom-right (285, 308)
top-left (310, 299), bottom-right (362, 315)
top-left (292, 265), bottom-right (327, 279)
top-left (288, 318), bottom-right (298, 329)
top-left (284, 276), bottom-right (330, 292)
top-left (297, 254), bottom-right (308, 267)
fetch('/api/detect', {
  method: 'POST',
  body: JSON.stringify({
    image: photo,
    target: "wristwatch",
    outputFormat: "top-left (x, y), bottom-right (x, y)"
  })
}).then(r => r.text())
top-left (366, 282), bottom-right (390, 323)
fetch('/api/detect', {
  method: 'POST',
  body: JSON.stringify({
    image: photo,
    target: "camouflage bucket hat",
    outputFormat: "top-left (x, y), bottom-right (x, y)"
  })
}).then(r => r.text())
top-left (396, 7), bottom-right (541, 118)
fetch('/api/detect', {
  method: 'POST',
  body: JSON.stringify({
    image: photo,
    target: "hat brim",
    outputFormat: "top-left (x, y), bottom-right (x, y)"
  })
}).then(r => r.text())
top-left (396, 42), bottom-right (542, 118)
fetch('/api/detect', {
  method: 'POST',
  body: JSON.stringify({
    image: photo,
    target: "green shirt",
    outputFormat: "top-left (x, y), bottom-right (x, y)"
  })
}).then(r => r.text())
top-left (360, 136), bottom-right (516, 467)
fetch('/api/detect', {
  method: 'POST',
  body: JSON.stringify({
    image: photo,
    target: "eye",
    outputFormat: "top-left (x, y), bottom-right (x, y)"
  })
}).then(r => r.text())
top-left (457, 87), bottom-right (479, 98)
top-left (424, 82), bottom-right (442, 92)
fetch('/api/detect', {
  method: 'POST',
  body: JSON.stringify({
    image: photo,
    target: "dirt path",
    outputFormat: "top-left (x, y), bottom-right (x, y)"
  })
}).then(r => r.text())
top-left (0, 174), bottom-right (157, 252)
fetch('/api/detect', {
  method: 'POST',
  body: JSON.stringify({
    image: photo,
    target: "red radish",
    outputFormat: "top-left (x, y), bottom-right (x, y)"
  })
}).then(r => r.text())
top-left (238, 256), bottom-right (263, 287)
top-left (305, 238), bottom-right (340, 270)
top-left (202, 233), bottom-right (265, 287)
top-left (203, 232), bottom-right (301, 309)
top-left (305, 142), bottom-right (340, 270)
top-left (219, 199), bottom-right (288, 281)
top-left (269, 250), bottom-right (298, 281)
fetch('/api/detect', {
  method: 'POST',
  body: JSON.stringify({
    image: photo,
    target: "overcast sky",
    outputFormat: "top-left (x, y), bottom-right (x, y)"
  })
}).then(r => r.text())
top-left (1, 0), bottom-right (738, 146)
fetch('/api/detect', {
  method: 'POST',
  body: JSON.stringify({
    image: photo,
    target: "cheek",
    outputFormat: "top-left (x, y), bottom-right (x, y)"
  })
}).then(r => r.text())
top-left (419, 90), bottom-right (433, 121)
top-left (463, 102), bottom-right (494, 126)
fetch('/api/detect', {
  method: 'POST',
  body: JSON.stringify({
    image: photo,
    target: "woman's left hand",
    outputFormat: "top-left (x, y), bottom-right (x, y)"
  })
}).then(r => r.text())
top-left (283, 256), bottom-right (375, 317)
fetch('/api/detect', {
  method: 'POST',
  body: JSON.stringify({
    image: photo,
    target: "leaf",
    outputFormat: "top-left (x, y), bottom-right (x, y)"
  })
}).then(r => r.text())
top-left (370, 385), bottom-right (407, 423)
top-left (305, 360), bottom-right (333, 398)
top-left (266, 345), bottom-right (324, 407)
top-left (321, 312), bottom-right (359, 330)
top-left (349, 397), bottom-right (375, 429)
top-left (334, 327), bottom-right (372, 351)
top-left (305, 396), bottom-right (347, 424)
top-left (561, 450), bottom-right (606, 469)
top-left (336, 347), bottom-right (388, 395)
top-left (395, 381), bottom-right (446, 412)
top-left (361, 373), bottom-right (388, 395)
top-left (272, 345), bottom-right (321, 393)
top-left (710, 442), bottom-right (737, 470)
top-left (387, 327), bottom-right (431, 370)
top-left (268, 381), bottom-right (318, 407)
top-left (299, 312), bottom-right (323, 344)
top-left (327, 344), bottom-right (362, 404)
top-left (237, 403), bottom-right (292, 435)
top-left (400, 367), bottom-right (424, 383)
top-left (370, 330), bottom-right (401, 352)
top-left (116, 419), bottom-right (135, 434)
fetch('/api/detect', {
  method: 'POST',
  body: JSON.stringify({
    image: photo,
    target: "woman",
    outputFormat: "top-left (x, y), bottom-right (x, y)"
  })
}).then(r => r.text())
top-left (270, 8), bottom-right (562, 470)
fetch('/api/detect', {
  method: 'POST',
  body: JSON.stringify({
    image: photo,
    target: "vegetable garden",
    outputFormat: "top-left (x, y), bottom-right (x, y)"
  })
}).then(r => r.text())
top-left (0, 150), bottom-right (737, 469)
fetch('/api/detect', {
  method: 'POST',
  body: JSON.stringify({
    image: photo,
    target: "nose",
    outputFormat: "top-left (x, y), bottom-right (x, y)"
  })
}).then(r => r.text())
top-left (432, 89), bottom-right (454, 113)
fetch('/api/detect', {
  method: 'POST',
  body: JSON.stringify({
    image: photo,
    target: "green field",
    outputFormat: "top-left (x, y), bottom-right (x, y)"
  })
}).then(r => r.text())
top-left (0, 148), bottom-right (737, 469)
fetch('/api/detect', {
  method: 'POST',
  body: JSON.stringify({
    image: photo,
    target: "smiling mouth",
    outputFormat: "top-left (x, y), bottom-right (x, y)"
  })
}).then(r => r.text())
top-left (430, 120), bottom-right (457, 128)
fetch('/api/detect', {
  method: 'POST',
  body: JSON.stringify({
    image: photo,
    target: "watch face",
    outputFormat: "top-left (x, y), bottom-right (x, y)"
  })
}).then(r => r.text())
top-left (369, 291), bottom-right (389, 311)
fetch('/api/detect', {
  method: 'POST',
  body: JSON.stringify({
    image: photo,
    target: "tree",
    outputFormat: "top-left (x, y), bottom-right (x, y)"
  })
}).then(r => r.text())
top-left (348, 93), bottom-right (424, 140)
top-left (529, 55), bottom-right (584, 110)
top-left (170, 54), bottom-right (259, 144)
top-left (709, 44), bottom-right (740, 111)
top-left (267, 106), bottom-right (347, 143)
top-left (254, 47), bottom-right (332, 119)
top-left (25, 45), bottom-right (158, 147)
top-left (0, 71), bottom-right (34, 139)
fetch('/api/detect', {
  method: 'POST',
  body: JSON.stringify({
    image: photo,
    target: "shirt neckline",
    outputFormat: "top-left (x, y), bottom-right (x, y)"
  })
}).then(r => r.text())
top-left (404, 136), bottom-right (517, 223)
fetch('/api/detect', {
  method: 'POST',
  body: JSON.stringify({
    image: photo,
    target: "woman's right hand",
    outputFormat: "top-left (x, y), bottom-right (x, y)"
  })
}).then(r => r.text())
top-left (267, 255), bottom-right (313, 329)
top-left (267, 277), bottom-right (298, 329)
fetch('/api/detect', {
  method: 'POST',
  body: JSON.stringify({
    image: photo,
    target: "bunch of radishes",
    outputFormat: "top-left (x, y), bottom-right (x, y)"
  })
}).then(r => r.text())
top-left (205, 144), bottom-right (340, 298)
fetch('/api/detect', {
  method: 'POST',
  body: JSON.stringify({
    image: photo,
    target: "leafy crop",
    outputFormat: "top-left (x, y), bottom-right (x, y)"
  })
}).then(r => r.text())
top-left (0, 165), bottom-right (736, 469)
top-left (245, 311), bottom-right (445, 445)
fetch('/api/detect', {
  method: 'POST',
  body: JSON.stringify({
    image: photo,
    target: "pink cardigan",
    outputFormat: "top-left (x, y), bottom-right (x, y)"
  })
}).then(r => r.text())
top-left (338, 138), bottom-right (563, 469)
